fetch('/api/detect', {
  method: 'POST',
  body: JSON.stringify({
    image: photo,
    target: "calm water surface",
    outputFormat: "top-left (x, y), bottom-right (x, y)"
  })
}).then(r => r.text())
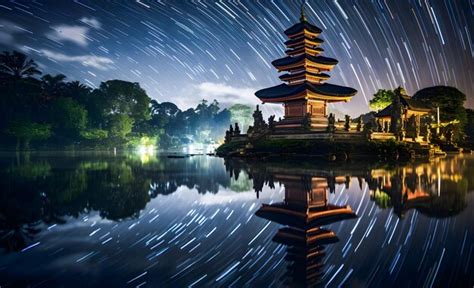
top-left (0, 152), bottom-right (473, 287)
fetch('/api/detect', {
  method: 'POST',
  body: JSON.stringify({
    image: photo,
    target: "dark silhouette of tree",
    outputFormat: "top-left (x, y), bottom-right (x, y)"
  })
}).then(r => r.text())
top-left (0, 51), bottom-right (41, 79)
top-left (41, 74), bottom-right (67, 101)
top-left (414, 86), bottom-right (467, 125)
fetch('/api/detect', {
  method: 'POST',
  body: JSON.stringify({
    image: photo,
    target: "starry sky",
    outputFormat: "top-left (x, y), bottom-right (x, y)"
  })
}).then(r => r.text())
top-left (0, 0), bottom-right (472, 118)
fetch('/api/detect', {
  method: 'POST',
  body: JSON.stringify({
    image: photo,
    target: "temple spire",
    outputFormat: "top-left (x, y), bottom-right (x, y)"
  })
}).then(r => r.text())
top-left (300, 1), bottom-right (307, 22)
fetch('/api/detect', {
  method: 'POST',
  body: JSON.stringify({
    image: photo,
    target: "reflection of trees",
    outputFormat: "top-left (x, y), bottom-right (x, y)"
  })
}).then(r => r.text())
top-left (0, 160), bottom-right (48, 252)
top-left (148, 157), bottom-right (234, 196)
top-left (0, 155), bottom-right (152, 252)
top-left (87, 162), bottom-right (150, 220)
top-left (0, 154), bottom-right (243, 253)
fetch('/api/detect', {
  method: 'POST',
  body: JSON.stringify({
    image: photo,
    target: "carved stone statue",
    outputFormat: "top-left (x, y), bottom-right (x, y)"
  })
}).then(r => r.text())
top-left (327, 113), bottom-right (336, 133)
top-left (234, 123), bottom-right (241, 135)
top-left (229, 124), bottom-right (234, 135)
top-left (302, 113), bottom-right (311, 130)
top-left (268, 115), bottom-right (275, 131)
top-left (344, 115), bottom-right (351, 131)
top-left (356, 117), bottom-right (364, 132)
top-left (252, 105), bottom-right (267, 133)
top-left (224, 129), bottom-right (231, 143)
top-left (390, 88), bottom-right (404, 136)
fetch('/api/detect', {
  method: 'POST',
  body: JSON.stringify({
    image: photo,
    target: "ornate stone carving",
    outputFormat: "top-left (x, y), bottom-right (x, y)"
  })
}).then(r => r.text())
top-left (234, 123), bottom-right (241, 135)
top-left (344, 115), bottom-right (351, 131)
top-left (327, 113), bottom-right (336, 133)
top-left (252, 105), bottom-right (268, 133)
top-left (268, 115), bottom-right (275, 131)
top-left (356, 117), bottom-right (364, 132)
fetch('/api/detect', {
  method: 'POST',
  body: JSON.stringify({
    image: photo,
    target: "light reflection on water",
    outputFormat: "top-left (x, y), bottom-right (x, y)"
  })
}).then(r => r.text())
top-left (0, 152), bottom-right (472, 287)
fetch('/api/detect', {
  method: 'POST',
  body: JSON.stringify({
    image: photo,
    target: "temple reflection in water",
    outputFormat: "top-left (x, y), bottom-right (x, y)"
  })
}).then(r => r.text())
top-left (368, 158), bottom-right (467, 218)
top-left (255, 170), bottom-right (357, 285)
top-left (225, 155), bottom-right (470, 286)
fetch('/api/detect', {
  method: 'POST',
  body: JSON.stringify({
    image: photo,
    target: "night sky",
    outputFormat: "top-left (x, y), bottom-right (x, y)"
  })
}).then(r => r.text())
top-left (0, 0), bottom-right (472, 118)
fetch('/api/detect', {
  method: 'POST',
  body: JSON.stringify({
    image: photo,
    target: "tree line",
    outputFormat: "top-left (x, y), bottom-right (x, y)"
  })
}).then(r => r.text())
top-left (0, 51), bottom-right (254, 151)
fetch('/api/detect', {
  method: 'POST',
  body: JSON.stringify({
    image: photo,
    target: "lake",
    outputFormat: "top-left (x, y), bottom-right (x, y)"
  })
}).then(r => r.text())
top-left (0, 152), bottom-right (473, 287)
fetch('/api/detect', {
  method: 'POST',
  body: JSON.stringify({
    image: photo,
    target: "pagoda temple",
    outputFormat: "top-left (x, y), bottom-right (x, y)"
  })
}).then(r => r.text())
top-left (255, 6), bottom-right (357, 130)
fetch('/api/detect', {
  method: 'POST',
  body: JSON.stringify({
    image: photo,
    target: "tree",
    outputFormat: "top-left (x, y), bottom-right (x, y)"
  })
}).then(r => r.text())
top-left (369, 89), bottom-right (395, 111)
top-left (66, 81), bottom-right (92, 106)
top-left (413, 86), bottom-right (467, 125)
top-left (414, 86), bottom-right (467, 142)
top-left (150, 100), bottom-right (180, 117)
top-left (41, 74), bottom-right (67, 101)
top-left (98, 80), bottom-right (151, 125)
top-left (108, 114), bottom-right (134, 140)
top-left (0, 51), bottom-right (41, 79)
top-left (80, 129), bottom-right (108, 141)
top-left (5, 121), bottom-right (51, 150)
top-left (0, 51), bottom-right (42, 133)
top-left (50, 98), bottom-right (88, 138)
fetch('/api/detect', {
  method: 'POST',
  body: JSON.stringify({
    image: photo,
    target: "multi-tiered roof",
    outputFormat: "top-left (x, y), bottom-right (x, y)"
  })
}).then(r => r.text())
top-left (255, 8), bottom-right (357, 103)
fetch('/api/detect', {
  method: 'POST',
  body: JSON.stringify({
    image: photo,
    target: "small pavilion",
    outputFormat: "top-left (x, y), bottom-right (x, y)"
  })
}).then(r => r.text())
top-left (374, 87), bottom-right (432, 135)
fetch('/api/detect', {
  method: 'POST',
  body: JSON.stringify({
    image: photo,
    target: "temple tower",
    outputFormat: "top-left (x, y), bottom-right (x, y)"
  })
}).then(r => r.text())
top-left (255, 5), bottom-right (357, 131)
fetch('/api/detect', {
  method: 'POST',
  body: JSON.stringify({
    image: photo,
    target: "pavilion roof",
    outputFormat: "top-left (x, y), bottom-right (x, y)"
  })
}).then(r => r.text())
top-left (376, 95), bottom-right (432, 117)
top-left (255, 82), bottom-right (357, 102)
top-left (255, 203), bottom-right (356, 230)
top-left (284, 36), bottom-right (324, 46)
top-left (286, 46), bottom-right (324, 55)
top-left (400, 95), bottom-right (432, 111)
top-left (272, 54), bottom-right (338, 68)
top-left (284, 20), bottom-right (323, 36)
top-left (279, 71), bottom-right (330, 81)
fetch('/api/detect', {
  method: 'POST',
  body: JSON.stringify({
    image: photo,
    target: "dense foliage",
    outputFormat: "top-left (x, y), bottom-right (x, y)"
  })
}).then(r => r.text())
top-left (0, 51), bottom-right (244, 150)
top-left (413, 86), bottom-right (468, 143)
top-left (369, 89), bottom-right (396, 111)
top-left (413, 86), bottom-right (467, 126)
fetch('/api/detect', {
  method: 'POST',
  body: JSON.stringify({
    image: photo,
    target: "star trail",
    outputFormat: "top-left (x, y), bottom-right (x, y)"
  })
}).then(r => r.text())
top-left (0, 154), bottom-right (472, 286)
top-left (0, 0), bottom-right (472, 117)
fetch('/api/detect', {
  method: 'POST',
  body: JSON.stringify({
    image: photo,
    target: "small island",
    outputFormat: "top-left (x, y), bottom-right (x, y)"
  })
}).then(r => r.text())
top-left (217, 7), bottom-right (471, 162)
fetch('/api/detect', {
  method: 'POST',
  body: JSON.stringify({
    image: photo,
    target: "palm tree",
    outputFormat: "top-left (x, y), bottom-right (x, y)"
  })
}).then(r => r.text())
top-left (66, 81), bottom-right (91, 105)
top-left (41, 74), bottom-right (67, 100)
top-left (0, 51), bottom-right (41, 78)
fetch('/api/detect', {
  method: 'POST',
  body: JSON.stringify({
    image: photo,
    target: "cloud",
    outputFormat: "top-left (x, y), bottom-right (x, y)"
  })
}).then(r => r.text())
top-left (39, 49), bottom-right (113, 70)
top-left (0, 20), bottom-right (27, 45)
top-left (80, 17), bottom-right (101, 29)
top-left (195, 82), bottom-right (260, 107)
top-left (46, 25), bottom-right (90, 46)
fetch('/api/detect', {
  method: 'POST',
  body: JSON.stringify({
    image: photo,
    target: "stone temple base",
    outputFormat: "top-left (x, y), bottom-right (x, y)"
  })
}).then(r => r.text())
top-left (274, 116), bottom-right (329, 131)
